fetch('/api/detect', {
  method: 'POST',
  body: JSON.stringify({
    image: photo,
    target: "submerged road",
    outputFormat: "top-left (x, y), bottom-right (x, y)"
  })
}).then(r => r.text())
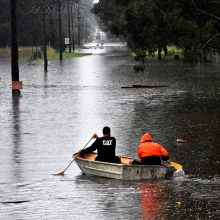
top-left (0, 43), bottom-right (219, 219)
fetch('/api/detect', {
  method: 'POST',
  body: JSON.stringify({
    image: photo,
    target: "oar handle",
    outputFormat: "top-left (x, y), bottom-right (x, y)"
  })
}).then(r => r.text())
top-left (73, 137), bottom-right (93, 157)
top-left (83, 137), bottom-right (93, 150)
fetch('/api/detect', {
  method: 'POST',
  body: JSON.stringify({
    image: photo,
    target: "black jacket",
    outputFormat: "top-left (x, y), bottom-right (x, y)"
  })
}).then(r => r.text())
top-left (81, 136), bottom-right (118, 163)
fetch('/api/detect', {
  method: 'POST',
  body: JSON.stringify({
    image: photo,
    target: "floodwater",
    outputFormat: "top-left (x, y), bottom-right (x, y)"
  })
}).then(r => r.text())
top-left (0, 43), bottom-right (219, 219)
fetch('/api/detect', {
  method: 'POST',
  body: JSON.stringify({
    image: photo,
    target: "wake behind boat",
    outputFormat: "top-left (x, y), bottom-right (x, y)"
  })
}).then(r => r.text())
top-left (75, 152), bottom-right (175, 180)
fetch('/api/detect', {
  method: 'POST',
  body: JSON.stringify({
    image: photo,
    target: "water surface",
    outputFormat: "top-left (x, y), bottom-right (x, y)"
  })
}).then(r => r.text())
top-left (0, 44), bottom-right (219, 219)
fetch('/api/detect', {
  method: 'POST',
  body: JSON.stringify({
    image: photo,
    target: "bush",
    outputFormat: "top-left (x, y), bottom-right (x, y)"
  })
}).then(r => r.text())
top-left (133, 64), bottom-right (145, 72)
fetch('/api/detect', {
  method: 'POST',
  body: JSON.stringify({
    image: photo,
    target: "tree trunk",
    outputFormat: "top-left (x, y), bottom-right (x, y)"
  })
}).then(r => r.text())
top-left (49, 18), bottom-right (55, 48)
top-left (163, 46), bottom-right (168, 56)
top-left (71, 3), bottom-right (75, 51)
top-left (77, 5), bottom-right (81, 46)
top-left (67, 0), bottom-right (71, 52)
top-left (158, 45), bottom-right (162, 60)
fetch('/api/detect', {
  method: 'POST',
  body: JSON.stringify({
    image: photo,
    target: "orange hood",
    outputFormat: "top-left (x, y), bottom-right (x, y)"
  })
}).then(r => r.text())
top-left (140, 133), bottom-right (153, 143)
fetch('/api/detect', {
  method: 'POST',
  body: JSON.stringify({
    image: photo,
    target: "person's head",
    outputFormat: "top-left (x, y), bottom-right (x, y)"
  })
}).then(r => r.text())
top-left (140, 132), bottom-right (153, 143)
top-left (103, 126), bottom-right (111, 136)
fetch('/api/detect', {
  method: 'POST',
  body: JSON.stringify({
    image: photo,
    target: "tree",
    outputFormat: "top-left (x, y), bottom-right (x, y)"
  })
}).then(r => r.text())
top-left (93, 0), bottom-right (220, 62)
top-left (93, 0), bottom-right (129, 36)
top-left (172, 0), bottom-right (219, 62)
top-left (191, 0), bottom-right (220, 52)
top-left (0, 0), bottom-right (96, 50)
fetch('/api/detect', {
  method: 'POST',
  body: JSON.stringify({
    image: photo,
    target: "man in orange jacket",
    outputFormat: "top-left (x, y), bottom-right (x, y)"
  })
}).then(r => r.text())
top-left (133, 133), bottom-right (169, 165)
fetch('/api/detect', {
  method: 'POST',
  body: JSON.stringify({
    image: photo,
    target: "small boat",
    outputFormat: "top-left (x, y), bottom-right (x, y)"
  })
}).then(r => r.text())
top-left (75, 153), bottom-right (175, 180)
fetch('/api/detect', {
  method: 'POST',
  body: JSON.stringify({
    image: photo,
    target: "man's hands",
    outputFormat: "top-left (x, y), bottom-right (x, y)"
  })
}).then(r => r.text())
top-left (72, 151), bottom-right (81, 158)
top-left (92, 133), bottom-right (99, 139)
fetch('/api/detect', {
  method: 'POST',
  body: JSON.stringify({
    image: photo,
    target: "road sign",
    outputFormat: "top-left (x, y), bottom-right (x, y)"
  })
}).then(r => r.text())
top-left (65, 38), bottom-right (70, 45)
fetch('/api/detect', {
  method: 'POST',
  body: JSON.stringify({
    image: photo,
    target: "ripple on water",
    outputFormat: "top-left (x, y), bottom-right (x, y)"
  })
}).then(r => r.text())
top-left (0, 48), bottom-right (219, 219)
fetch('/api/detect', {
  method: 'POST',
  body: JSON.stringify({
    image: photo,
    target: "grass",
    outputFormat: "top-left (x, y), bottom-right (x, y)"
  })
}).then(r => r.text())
top-left (131, 46), bottom-right (184, 60)
top-left (0, 45), bottom-right (183, 61)
top-left (0, 46), bottom-right (92, 59)
top-left (0, 47), bottom-right (10, 58)
top-left (0, 47), bottom-right (35, 59)
top-left (47, 47), bottom-right (92, 58)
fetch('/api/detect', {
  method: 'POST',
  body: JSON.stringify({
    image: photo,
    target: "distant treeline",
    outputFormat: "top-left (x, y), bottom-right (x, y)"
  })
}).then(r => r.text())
top-left (93, 0), bottom-right (220, 62)
top-left (0, 0), bottom-right (95, 49)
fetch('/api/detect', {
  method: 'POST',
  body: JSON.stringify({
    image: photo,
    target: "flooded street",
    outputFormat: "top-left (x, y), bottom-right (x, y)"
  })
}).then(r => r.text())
top-left (0, 44), bottom-right (219, 219)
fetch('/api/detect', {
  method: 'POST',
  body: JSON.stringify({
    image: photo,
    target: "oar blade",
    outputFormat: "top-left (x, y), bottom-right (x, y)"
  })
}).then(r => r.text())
top-left (53, 171), bottom-right (65, 176)
top-left (169, 161), bottom-right (182, 170)
top-left (56, 171), bottom-right (65, 176)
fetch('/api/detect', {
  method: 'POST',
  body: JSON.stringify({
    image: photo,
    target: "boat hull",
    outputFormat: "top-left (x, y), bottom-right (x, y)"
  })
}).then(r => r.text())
top-left (75, 155), bottom-right (174, 180)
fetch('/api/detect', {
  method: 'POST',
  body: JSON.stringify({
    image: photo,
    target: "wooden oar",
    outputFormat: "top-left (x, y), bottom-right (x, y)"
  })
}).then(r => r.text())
top-left (168, 160), bottom-right (182, 170)
top-left (55, 137), bottom-right (93, 176)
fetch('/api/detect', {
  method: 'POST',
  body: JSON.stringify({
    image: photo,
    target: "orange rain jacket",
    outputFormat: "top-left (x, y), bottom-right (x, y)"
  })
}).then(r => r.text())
top-left (138, 133), bottom-right (169, 159)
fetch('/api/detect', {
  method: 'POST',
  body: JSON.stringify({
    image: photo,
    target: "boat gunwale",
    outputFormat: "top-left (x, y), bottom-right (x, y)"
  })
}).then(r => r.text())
top-left (79, 164), bottom-right (123, 175)
top-left (75, 155), bottom-right (170, 169)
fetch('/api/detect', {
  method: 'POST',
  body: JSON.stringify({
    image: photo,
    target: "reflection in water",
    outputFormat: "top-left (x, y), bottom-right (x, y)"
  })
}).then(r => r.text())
top-left (11, 96), bottom-right (23, 182)
top-left (74, 55), bottom-right (114, 137)
top-left (74, 175), bottom-right (140, 219)
top-left (43, 72), bottom-right (48, 98)
top-left (138, 181), bottom-right (166, 220)
top-left (75, 175), bottom-right (170, 220)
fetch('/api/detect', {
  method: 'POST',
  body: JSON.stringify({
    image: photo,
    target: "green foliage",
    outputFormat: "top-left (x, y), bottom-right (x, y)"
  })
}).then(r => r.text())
top-left (0, 47), bottom-right (92, 59)
top-left (94, 0), bottom-right (220, 62)
top-left (39, 48), bottom-right (92, 59)
top-left (93, 0), bottom-right (129, 36)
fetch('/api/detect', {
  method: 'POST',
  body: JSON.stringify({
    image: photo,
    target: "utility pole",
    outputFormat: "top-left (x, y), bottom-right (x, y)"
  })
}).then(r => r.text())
top-left (71, 2), bottom-right (75, 51)
top-left (58, 0), bottom-right (63, 60)
top-left (11, 0), bottom-right (22, 96)
top-left (67, 0), bottom-right (71, 52)
top-left (42, 0), bottom-right (48, 72)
